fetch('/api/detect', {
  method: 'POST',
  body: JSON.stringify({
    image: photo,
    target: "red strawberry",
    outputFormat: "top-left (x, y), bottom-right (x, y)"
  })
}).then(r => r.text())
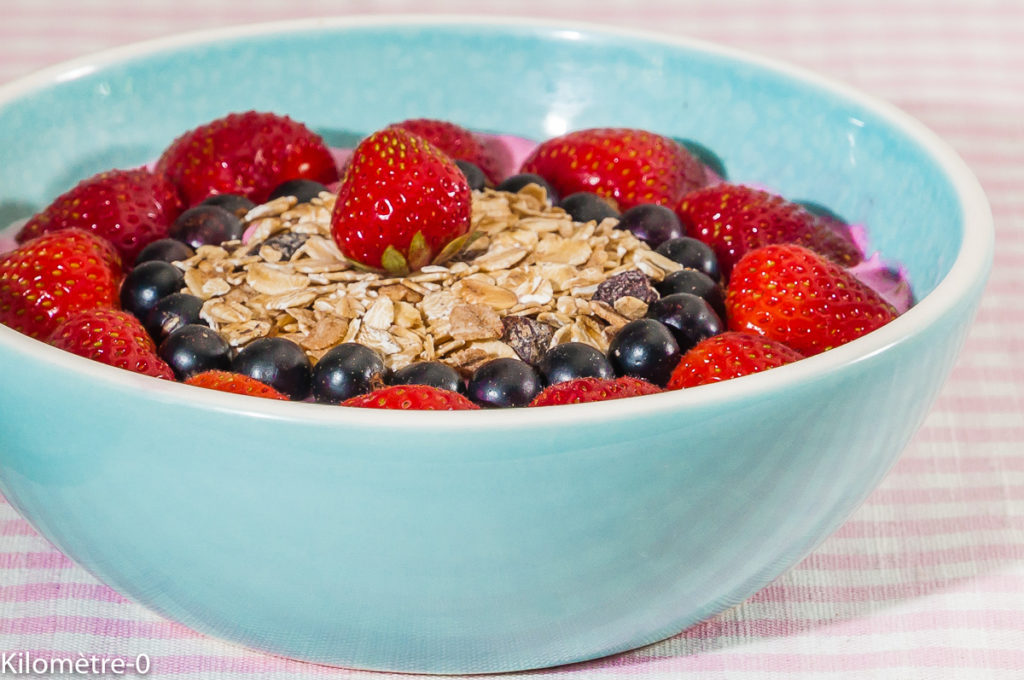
top-left (342, 384), bottom-right (479, 410)
top-left (391, 118), bottom-right (509, 185)
top-left (330, 127), bottom-right (472, 275)
top-left (16, 168), bottom-right (184, 261)
top-left (0, 229), bottom-right (123, 339)
top-left (156, 111), bottom-right (339, 206)
top-left (519, 128), bottom-right (707, 211)
top-left (667, 331), bottom-right (804, 389)
top-left (675, 183), bottom-right (863, 279)
top-left (185, 370), bottom-right (288, 400)
top-left (529, 376), bottom-right (663, 407)
top-left (726, 244), bottom-right (898, 356)
top-left (48, 308), bottom-right (173, 379)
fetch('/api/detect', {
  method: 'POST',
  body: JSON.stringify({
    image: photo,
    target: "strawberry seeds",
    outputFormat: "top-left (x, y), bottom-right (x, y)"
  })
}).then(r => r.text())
top-left (0, 112), bottom-right (909, 409)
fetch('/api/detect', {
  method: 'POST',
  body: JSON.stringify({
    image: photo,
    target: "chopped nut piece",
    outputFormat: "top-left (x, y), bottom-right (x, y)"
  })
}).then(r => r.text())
top-left (363, 296), bottom-right (395, 330)
top-left (287, 308), bottom-right (317, 333)
top-left (501, 315), bottom-right (555, 365)
top-left (246, 263), bottom-right (311, 295)
top-left (421, 290), bottom-right (459, 321)
top-left (300, 235), bottom-right (345, 261)
top-left (590, 300), bottom-right (631, 329)
top-left (342, 317), bottom-right (362, 344)
top-left (377, 284), bottom-right (412, 302)
top-left (532, 235), bottom-right (592, 265)
top-left (184, 269), bottom-right (230, 300)
top-left (357, 325), bottom-right (403, 355)
top-left (245, 195), bottom-right (295, 220)
top-left (301, 316), bottom-right (349, 351)
top-left (454, 277), bottom-right (519, 309)
top-left (219, 320), bottom-right (273, 346)
top-left (613, 295), bottom-right (650, 319)
top-left (450, 303), bottom-right (504, 341)
top-left (448, 341), bottom-right (519, 372)
top-left (518, 278), bottom-right (554, 306)
top-left (393, 301), bottom-right (424, 329)
top-left (263, 290), bottom-right (320, 311)
top-left (437, 338), bottom-right (466, 356)
top-left (474, 246), bottom-right (529, 271)
top-left (203, 299), bottom-right (253, 325)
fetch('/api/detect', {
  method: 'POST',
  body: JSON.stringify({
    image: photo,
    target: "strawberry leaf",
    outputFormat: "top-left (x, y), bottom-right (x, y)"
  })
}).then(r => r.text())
top-left (380, 245), bottom-right (410, 276)
top-left (431, 231), bottom-right (479, 266)
top-left (406, 231), bottom-right (432, 271)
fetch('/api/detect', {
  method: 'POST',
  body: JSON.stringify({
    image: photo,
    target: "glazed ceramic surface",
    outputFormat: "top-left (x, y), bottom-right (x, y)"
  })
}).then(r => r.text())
top-left (0, 17), bottom-right (992, 674)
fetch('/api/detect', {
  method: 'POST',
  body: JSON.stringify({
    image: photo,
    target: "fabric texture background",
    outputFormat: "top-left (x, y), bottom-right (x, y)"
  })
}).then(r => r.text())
top-left (1, 1), bottom-right (1021, 678)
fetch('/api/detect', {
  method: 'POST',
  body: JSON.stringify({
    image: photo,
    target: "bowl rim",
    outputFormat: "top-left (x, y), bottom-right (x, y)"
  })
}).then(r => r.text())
top-left (0, 14), bottom-right (995, 430)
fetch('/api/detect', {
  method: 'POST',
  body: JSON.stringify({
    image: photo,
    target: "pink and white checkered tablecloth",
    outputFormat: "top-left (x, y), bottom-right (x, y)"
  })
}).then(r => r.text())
top-left (1, 1), bottom-right (1022, 678)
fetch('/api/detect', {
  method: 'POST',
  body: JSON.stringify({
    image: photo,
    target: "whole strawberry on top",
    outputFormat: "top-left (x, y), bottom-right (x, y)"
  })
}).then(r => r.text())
top-left (16, 168), bottom-right (184, 261)
top-left (676, 183), bottom-right (862, 279)
top-left (667, 331), bottom-right (804, 389)
top-left (48, 308), bottom-right (174, 379)
top-left (330, 126), bottom-right (472, 275)
top-left (391, 118), bottom-right (510, 185)
top-left (156, 111), bottom-right (339, 206)
top-left (519, 128), bottom-right (707, 211)
top-left (0, 229), bottom-right (123, 340)
top-left (726, 244), bottom-right (898, 356)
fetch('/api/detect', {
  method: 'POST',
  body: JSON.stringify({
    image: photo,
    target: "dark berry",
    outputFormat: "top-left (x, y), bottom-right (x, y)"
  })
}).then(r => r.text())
top-left (616, 204), bottom-right (684, 247)
top-left (466, 358), bottom-right (543, 408)
top-left (675, 137), bottom-right (728, 180)
top-left (655, 237), bottom-right (721, 282)
top-left (496, 173), bottom-right (559, 203)
top-left (655, 269), bottom-right (726, 320)
top-left (268, 179), bottom-right (329, 204)
top-left (200, 193), bottom-right (256, 218)
top-left (169, 205), bottom-right (245, 248)
top-left (311, 343), bottom-right (386, 404)
top-left (145, 292), bottom-right (206, 343)
top-left (607, 318), bottom-right (681, 387)
top-left (134, 238), bottom-right (195, 266)
top-left (390, 361), bottom-right (465, 393)
top-left (455, 160), bottom-right (487, 191)
top-left (119, 260), bottom-right (184, 320)
top-left (558, 192), bottom-right (620, 223)
top-left (537, 342), bottom-right (615, 385)
top-left (158, 324), bottom-right (231, 380)
top-left (645, 292), bottom-right (724, 354)
top-left (232, 337), bottom-right (313, 401)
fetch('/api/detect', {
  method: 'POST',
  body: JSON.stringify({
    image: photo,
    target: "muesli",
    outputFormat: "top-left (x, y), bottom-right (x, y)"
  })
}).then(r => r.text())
top-left (180, 185), bottom-right (682, 374)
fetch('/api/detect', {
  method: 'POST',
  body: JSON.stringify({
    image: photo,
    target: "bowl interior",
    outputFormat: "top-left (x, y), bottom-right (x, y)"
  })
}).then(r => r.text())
top-left (0, 18), bottom-right (965, 299)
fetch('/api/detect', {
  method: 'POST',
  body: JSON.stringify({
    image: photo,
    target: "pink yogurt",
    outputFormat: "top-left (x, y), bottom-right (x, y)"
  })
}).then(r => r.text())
top-left (4, 132), bottom-right (913, 314)
top-left (0, 219), bottom-right (25, 253)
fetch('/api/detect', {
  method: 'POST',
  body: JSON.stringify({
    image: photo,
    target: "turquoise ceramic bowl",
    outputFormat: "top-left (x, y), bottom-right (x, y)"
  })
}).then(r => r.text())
top-left (0, 16), bottom-right (992, 674)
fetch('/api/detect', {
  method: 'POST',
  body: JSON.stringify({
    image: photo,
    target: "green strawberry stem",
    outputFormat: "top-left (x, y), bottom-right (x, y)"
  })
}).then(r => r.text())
top-left (406, 231), bottom-right (432, 271)
top-left (431, 231), bottom-right (480, 266)
top-left (348, 230), bottom-right (482, 275)
top-left (380, 245), bottom-right (411, 276)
